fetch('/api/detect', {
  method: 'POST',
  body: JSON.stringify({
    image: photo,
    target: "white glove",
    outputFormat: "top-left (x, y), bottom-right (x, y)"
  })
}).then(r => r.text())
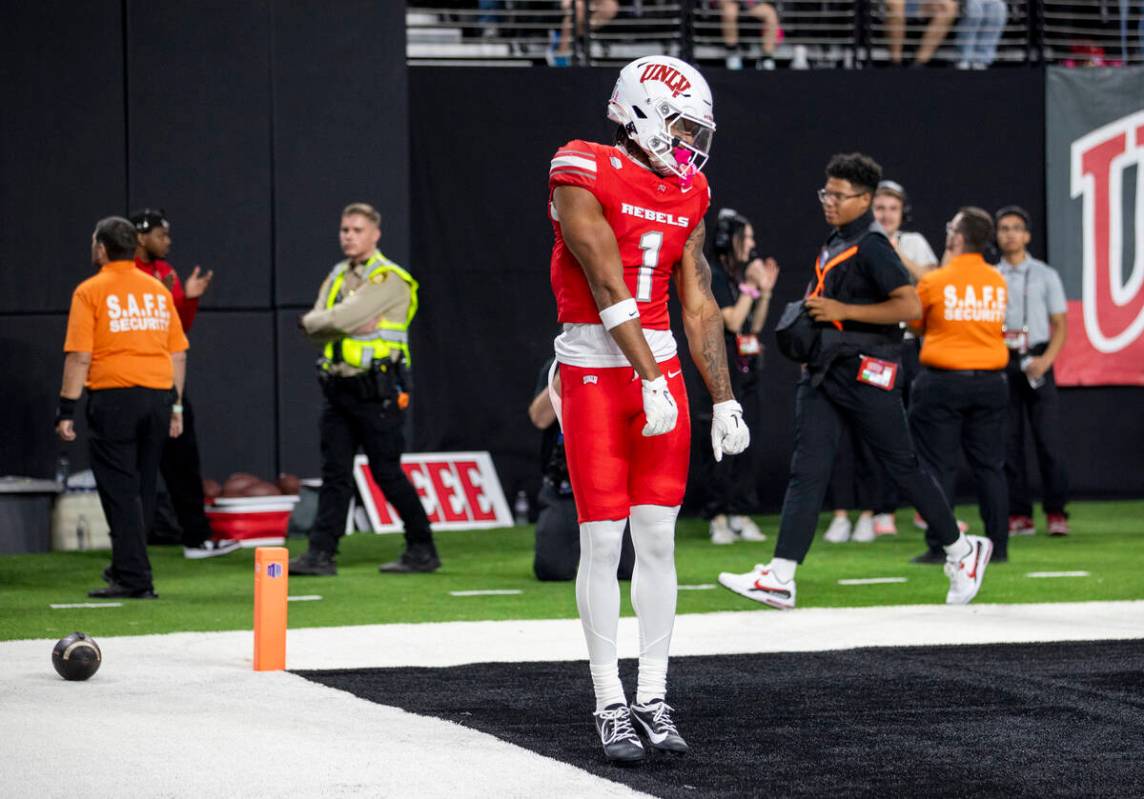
top-left (712, 399), bottom-right (749, 462)
top-left (641, 376), bottom-right (678, 437)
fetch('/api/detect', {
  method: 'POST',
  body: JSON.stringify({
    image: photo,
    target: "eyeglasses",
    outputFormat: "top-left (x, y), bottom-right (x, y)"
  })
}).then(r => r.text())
top-left (817, 188), bottom-right (867, 205)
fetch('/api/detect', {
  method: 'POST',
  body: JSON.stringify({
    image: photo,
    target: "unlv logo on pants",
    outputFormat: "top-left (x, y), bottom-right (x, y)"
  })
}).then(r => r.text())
top-left (1070, 110), bottom-right (1144, 354)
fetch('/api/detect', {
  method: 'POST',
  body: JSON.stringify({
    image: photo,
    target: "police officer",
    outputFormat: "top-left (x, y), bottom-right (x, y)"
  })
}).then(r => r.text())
top-left (56, 216), bottom-right (189, 598)
top-left (719, 153), bottom-right (993, 608)
top-left (909, 208), bottom-right (1010, 563)
top-left (289, 203), bottom-right (438, 575)
top-left (995, 206), bottom-right (1070, 537)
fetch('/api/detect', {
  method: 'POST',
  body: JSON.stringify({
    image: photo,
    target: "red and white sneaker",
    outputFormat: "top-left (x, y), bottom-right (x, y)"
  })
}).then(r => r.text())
top-left (873, 513), bottom-right (897, 536)
top-left (914, 513), bottom-right (969, 534)
top-left (1008, 515), bottom-right (1036, 537)
top-left (718, 563), bottom-right (796, 610)
top-left (944, 535), bottom-right (993, 605)
top-left (1047, 513), bottom-right (1069, 536)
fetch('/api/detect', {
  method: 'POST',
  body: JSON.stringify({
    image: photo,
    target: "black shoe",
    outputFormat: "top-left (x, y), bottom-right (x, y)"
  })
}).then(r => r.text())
top-left (379, 543), bottom-right (441, 573)
top-left (910, 549), bottom-right (946, 564)
top-left (593, 703), bottom-right (645, 764)
top-left (289, 549), bottom-right (337, 576)
top-left (630, 698), bottom-right (688, 754)
top-left (89, 582), bottom-right (158, 599)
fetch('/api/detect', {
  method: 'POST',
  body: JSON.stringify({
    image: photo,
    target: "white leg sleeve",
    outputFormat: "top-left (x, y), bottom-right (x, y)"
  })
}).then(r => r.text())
top-left (576, 519), bottom-right (627, 710)
top-left (629, 504), bottom-right (679, 705)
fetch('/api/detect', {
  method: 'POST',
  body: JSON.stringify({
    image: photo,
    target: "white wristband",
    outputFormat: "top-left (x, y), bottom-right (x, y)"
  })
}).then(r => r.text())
top-left (172, 404), bottom-right (184, 414)
top-left (599, 298), bottom-right (639, 331)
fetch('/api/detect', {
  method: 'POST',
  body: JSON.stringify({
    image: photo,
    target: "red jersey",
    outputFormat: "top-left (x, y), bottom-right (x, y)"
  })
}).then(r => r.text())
top-left (134, 257), bottom-right (199, 333)
top-left (549, 140), bottom-right (710, 331)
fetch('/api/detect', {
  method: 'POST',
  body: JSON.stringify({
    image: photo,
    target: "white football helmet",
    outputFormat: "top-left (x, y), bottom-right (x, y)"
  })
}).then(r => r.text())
top-left (606, 56), bottom-right (715, 183)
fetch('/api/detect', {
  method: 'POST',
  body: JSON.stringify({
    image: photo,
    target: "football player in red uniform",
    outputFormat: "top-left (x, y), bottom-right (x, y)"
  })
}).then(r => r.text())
top-left (547, 56), bottom-right (750, 764)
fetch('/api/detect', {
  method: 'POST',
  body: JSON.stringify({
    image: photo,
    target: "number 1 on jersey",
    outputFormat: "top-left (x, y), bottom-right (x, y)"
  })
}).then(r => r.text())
top-left (637, 231), bottom-right (663, 302)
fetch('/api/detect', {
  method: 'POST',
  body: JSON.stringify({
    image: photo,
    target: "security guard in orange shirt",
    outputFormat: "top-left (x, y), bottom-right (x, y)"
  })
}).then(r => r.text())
top-left (56, 216), bottom-right (189, 598)
top-left (909, 207), bottom-right (1010, 562)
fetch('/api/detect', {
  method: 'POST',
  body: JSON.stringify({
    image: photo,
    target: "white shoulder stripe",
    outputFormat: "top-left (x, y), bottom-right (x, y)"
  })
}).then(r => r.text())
top-left (550, 155), bottom-right (596, 173)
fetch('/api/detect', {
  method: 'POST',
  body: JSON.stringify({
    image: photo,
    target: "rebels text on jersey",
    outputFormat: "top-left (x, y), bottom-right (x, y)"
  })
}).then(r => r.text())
top-left (549, 139), bottom-right (710, 331)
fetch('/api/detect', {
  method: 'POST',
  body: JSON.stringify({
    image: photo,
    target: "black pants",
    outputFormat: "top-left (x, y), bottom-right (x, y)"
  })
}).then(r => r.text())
top-left (910, 368), bottom-right (1009, 556)
top-left (158, 391), bottom-right (213, 547)
top-left (863, 335), bottom-right (923, 514)
top-left (534, 481), bottom-right (634, 581)
top-left (701, 369), bottom-right (760, 518)
top-left (826, 422), bottom-right (882, 511)
top-left (309, 377), bottom-right (432, 555)
top-left (87, 387), bottom-right (171, 591)
top-left (1006, 350), bottom-right (1069, 516)
top-left (774, 356), bottom-right (959, 563)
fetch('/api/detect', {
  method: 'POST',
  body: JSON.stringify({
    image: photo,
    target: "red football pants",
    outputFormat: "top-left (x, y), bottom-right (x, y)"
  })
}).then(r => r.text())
top-left (558, 356), bottom-right (691, 523)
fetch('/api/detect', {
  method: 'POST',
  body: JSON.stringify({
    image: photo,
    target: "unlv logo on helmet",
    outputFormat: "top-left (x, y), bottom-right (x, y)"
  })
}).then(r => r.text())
top-left (639, 63), bottom-right (692, 98)
top-left (1070, 110), bottom-right (1144, 354)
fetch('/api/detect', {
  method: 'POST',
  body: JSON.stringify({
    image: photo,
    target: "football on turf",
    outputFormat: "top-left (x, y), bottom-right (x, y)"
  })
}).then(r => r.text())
top-left (52, 632), bottom-right (102, 681)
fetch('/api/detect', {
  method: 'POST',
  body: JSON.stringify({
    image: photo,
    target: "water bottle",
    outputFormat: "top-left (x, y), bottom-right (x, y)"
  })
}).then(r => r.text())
top-left (54, 455), bottom-right (70, 489)
top-left (513, 490), bottom-right (530, 526)
top-left (76, 515), bottom-right (89, 550)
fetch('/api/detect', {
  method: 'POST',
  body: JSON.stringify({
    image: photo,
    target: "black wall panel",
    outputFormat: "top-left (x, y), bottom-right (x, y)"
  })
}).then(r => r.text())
top-left (125, 0), bottom-right (273, 309)
top-left (271, 0), bottom-right (411, 306)
top-left (0, 1), bottom-right (127, 314)
top-left (275, 310), bottom-right (323, 476)
top-left (184, 312), bottom-right (277, 481)
top-left (0, 316), bottom-right (81, 478)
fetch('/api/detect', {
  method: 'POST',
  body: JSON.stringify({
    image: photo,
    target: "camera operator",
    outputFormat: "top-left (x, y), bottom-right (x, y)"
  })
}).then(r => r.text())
top-left (703, 208), bottom-right (779, 545)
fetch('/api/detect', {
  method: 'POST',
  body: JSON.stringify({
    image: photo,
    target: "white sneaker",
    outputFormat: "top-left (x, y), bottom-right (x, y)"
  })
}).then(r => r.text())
top-left (823, 515), bottom-right (852, 543)
top-left (725, 53), bottom-right (743, 71)
top-left (718, 563), bottom-right (796, 610)
top-left (730, 515), bottom-right (767, 542)
top-left (944, 535), bottom-right (993, 605)
top-left (873, 513), bottom-right (897, 535)
top-left (710, 516), bottom-right (737, 545)
top-left (184, 538), bottom-right (242, 560)
top-left (852, 515), bottom-right (876, 543)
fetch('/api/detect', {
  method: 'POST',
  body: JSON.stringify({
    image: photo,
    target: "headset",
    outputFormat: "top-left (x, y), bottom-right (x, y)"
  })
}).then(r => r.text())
top-left (713, 207), bottom-right (750, 258)
top-left (875, 180), bottom-right (911, 224)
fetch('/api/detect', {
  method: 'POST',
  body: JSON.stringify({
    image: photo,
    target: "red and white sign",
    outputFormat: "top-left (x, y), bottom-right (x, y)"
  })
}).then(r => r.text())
top-left (352, 451), bottom-right (512, 533)
top-left (1058, 107), bottom-right (1144, 385)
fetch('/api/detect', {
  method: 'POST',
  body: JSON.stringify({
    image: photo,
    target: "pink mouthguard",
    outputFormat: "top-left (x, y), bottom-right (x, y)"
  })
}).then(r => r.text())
top-left (673, 146), bottom-right (697, 189)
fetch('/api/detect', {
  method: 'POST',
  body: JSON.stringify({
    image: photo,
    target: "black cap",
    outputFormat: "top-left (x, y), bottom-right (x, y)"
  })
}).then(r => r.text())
top-left (995, 205), bottom-right (1031, 229)
top-left (129, 208), bottom-right (169, 233)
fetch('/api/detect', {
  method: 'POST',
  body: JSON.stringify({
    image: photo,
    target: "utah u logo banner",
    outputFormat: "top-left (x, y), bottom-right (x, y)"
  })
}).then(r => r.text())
top-left (1070, 110), bottom-right (1144, 355)
top-left (1047, 67), bottom-right (1144, 386)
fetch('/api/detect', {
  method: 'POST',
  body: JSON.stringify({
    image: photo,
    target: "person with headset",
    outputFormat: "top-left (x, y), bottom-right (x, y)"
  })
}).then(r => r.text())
top-left (704, 208), bottom-right (779, 545)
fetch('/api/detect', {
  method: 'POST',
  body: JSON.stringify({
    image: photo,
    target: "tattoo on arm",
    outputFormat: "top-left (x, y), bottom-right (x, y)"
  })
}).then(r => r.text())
top-left (683, 221), bottom-right (732, 402)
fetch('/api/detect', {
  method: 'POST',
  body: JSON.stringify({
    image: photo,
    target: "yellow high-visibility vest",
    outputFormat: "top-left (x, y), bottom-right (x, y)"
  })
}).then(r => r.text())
top-left (321, 251), bottom-right (418, 369)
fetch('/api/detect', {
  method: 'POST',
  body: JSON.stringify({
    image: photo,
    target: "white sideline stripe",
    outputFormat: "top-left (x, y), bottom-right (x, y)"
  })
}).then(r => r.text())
top-left (288, 595), bottom-right (323, 602)
top-left (678, 584), bottom-right (716, 590)
top-left (449, 589), bottom-right (523, 597)
top-left (837, 577), bottom-right (909, 586)
top-left (550, 155), bottom-right (596, 172)
top-left (49, 602), bottom-right (123, 609)
top-left (1026, 571), bottom-right (1091, 578)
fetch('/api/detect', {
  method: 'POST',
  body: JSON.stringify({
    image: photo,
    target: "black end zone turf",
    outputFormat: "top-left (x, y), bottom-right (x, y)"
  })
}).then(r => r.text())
top-left (297, 639), bottom-right (1144, 798)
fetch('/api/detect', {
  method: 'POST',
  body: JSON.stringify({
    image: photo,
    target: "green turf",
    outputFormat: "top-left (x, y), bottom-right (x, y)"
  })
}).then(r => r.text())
top-left (1, 501), bottom-right (1141, 641)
